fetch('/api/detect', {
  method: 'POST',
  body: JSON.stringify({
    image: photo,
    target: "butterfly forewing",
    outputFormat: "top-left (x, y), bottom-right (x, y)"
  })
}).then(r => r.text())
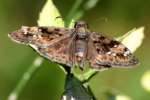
top-left (88, 32), bottom-right (139, 69)
top-left (9, 26), bottom-right (74, 66)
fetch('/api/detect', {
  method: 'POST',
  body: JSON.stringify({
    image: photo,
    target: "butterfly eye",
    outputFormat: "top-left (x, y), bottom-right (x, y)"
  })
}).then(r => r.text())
top-left (78, 24), bottom-right (82, 27)
top-left (74, 23), bottom-right (81, 28)
top-left (74, 21), bottom-right (88, 29)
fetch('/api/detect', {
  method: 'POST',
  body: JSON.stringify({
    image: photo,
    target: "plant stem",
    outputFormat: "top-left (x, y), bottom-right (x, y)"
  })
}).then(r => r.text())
top-left (7, 57), bottom-right (43, 100)
top-left (75, 69), bottom-right (98, 82)
top-left (62, 73), bottom-right (94, 100)
top-left (65, 0), bottom-right (84, 27)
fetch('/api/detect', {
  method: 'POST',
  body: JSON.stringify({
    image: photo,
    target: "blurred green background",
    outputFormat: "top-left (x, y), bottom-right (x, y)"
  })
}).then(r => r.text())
top-left (0, 0), bottom-right (150, 100)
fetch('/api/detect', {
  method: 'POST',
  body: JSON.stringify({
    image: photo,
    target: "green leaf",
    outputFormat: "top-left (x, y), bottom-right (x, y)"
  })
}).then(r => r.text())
top-left (115, 94), bottom-right (131, 100)
top-left (84, 0), bottom-right (99, 10)
top-left (38, 0), bottom-right (64, 27)
top-left (141, 70), bottom-right (150, 92)
top-left (118, 27), bottom-right (145, 52)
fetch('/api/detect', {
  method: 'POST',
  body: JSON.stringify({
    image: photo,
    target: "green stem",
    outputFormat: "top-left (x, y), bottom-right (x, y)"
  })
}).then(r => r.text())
top-left (7, 57), bottom-right (43, 100)
top-left (75, 69), bottom-right (98, 82)
top-left (65, 0), bottom-right (84, 27)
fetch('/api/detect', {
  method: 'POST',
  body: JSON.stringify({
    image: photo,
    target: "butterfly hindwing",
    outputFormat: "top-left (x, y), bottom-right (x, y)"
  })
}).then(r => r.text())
top-left (88, 32), bottom-right (139, 70)
top-left (34, 36), bottom-right (72, 66)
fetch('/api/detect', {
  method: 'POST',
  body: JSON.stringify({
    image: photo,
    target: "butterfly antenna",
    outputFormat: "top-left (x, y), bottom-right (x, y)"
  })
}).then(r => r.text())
top-left (55, 16), bottom-right (64, 21)
top-left (90, 17), bottom-right (108, 25)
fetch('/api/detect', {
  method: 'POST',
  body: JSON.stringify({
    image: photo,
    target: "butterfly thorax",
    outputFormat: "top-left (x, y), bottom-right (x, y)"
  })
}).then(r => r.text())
top-left (71, 21), bottom-right (90, 69)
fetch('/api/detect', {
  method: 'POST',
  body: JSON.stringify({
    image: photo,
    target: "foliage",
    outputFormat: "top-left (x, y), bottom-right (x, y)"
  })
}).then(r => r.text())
top-left (6, 0), bottom-right (145, 100)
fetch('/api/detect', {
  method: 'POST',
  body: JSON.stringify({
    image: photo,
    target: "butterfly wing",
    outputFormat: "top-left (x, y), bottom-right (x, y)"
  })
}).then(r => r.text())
top-left (9, 26), bottom-right (73, 66)
top-left (88, 32), bottom-right (139, 70)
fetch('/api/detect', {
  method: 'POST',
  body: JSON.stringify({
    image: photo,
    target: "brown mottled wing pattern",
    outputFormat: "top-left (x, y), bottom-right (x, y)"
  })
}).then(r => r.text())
top-left (9, 21), bottom-right (139, 70)
top-left (88, 32), bottom-right (139, 69)
top-left (9, 26), bottom-right (73, 66)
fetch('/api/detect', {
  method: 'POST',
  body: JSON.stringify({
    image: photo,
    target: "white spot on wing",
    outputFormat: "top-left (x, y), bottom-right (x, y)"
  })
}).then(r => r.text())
top-left (33, 35), bottom-right (37, 38)
top-left (106, 51), bottom-right (111, 55)
top-left (21, 26), bottom-right (28, 34)
top-left (123, 50), bottom-right (130, 56)
top-left (112, 53), bottom-right (116, 56)
top-left (114, 45), bottom-right (118, 48)
top-left (106, 51), bottom-right (116, 56)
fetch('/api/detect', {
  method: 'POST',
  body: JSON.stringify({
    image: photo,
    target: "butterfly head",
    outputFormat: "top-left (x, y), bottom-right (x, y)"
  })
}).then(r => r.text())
top-left (74, 21), bottom-right (89, 29)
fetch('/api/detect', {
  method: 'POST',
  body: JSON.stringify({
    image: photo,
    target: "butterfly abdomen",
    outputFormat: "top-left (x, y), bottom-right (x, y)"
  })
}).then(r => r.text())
top-left (73, 34), bottom-right (89, 68)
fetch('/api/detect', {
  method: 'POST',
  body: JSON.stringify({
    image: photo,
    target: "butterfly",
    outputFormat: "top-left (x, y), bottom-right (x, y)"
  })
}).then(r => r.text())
top-left (8, 21), bottom-right (139, 70)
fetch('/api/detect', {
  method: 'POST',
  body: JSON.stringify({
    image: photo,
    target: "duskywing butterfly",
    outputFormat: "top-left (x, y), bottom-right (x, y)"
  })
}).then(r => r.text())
top-left (8, 21), bottom-right (139, 70)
